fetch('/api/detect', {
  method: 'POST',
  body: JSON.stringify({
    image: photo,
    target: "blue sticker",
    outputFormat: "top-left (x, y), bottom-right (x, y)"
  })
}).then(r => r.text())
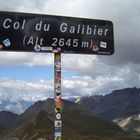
top-left (55, 61), bottom-right (61, 68)
top-left (3, 39), bottom-right (11, 47)
top-left (55, 127), bottom-right (61, 132)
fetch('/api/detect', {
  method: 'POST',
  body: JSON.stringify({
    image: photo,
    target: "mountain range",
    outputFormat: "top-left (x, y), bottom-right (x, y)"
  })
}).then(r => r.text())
top-left (0, 98), bottom-right (133, 140)
top-left (0, 87), bottom-right (140, 140)
top-left (0, 99), bottom-right (34, 114)
top-left (76, 87), bottom-right (140, 120)
top-left (75, 87), bottom-right (140, 139)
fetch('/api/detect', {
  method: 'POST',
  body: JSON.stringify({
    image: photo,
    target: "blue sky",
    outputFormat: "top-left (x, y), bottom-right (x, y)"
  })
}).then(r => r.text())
top-left (0, 65), bottom-right (77, 81)
top-left (0, 66), bottom-right (53, 81)
top-left (0, 0), bottom-right (140, 113)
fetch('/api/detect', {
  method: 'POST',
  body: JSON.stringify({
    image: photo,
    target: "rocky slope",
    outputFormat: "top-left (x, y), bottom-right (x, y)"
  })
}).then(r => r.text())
top-left (0, 99), bottom-right (132, 140)
top-left (76, 87), bottom-right (140, 120)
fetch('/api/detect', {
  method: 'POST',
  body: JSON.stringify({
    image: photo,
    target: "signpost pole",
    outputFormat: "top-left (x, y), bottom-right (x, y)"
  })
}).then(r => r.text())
top-left (54, 53), bottom-right (62, 140)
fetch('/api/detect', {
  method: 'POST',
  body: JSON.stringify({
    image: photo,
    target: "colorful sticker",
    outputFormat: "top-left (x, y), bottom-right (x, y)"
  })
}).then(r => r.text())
top-left (55, 79), bottom-right (61, 84)
top-left (3, 38), bottom-right (11, 47)
top-left (56, 113), bottom-right (61, 120)
top-left (55, 61), bottom-right (61, 69)
top-left (55, 120), bottom-right (62, 127)
top-left (55, 83), bottom-right (61, 87)
top-left (55, 101), bottom-right (61, 105)
top-left (55, 108), bottom-right (61, 113)
top-left (55, 127), bottom-right (61, 132)
top-left (55, 97), bottom-right (61, 104)
top-left (53, 50), bottom-right (59, 53)
top-left (100, 41), bottom-right (107, 48)
top-left (91, 44), bottom-right (99, 52)
top-left (55, 71), bottom-right (61, 80)
top-left (53, 48), bottom-right (61, 53)
top-left (55, 132), bottom-right (61, 136)
top-left (57, 47), bottom-right (61, 52)
top-left (55, 104), bottom-right (61, 110)
top-left (0, 44), bottom-right (3, 49)
top-left (34, 45), bottom-right (41, 51)
top-left (55, 71), bottom-right (61, 75)
top-left (55, 136), bottom-right (61, 140)
top-left (55, 53), bottom-right (61, 61)
top-left (55, 75), bottom-right (61, 80)
top-left (41, 46), bottom-right (53, 51)
top-left (55, 94), bottom-right (61, 99)
top-left (55, 83), bottom-right (61, 94)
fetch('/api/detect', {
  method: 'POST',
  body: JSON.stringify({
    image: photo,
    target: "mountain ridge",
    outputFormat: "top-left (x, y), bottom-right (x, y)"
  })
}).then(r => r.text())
top-left (0, 98), bottom-right (132, 140)
top-left (76, 87), bottom-right (140, 120)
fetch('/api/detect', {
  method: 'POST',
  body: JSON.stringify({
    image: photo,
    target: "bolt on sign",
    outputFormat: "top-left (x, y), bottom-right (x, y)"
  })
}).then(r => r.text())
top-left (0, 11), bottom-right (114, 55)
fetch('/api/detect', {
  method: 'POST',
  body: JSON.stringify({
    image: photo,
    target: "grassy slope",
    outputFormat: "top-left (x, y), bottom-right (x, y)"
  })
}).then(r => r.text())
top-left (62, 110), bottom-right (133, 140)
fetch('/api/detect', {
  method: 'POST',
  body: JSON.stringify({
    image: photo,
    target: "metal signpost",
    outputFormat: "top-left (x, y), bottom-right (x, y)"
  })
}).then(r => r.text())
top-left (0, 11), bottom-right (114, 140)
top-left (54, 53), bottom-right (62, 139)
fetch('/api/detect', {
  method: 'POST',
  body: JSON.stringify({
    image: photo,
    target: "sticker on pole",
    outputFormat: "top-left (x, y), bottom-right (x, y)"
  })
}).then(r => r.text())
top-left (0, 11), bottom-right (114, 55)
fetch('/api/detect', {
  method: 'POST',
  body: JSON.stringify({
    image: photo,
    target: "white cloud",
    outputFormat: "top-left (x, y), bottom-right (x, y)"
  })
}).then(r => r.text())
top-left (62, 54), bottom-right (96, 73)
top-left (0, 75), bottom-right (126, 102)
top-left (0, 78), bottom-right (54, 102)
top-left (5, 102), bottom-right (24, 114)
top-left (0, 0), bottom-right (140, 103)
top-left (0, 52), bottom-right (53, 66)
top-left (62, 75), bottom-right (124, 97)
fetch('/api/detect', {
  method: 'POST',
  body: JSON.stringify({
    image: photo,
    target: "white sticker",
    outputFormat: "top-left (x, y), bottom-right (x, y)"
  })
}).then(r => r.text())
top-left (56, 113), bottom-right (61, 120)
top-left (100, 41), bottom-right (107, 48)
top-left (34, 45), bottom-right (41, 51)
top-left (55, 120), bottom-right (62, 127)
top-left (41, 46), bottom-right (53, 51)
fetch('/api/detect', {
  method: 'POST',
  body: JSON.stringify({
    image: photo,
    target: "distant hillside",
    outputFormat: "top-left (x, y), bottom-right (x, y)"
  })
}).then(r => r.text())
top-left (15, 98), bottom-right (54, 126)
top-left (76, 87), bottom-right (140, 120)
top-left (0, 99), bottom-right (34, 114)
top-left (0, 99), bottom-right (133, 140)
top-left (75, 95), bottom-right (103, 109)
